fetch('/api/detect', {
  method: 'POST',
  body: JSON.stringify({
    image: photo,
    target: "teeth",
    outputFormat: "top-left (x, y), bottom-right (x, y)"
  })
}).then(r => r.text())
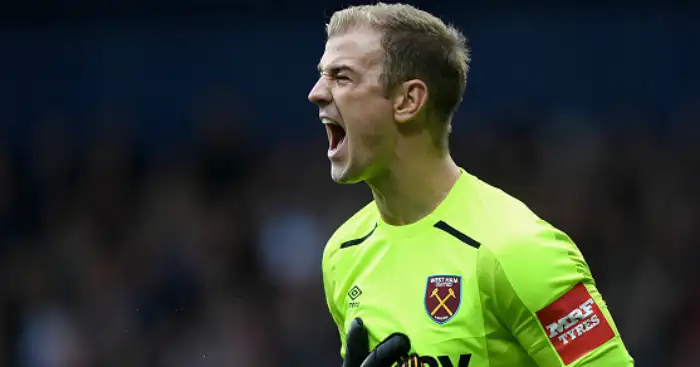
top-left (322, 118), bottom-right (337, 125)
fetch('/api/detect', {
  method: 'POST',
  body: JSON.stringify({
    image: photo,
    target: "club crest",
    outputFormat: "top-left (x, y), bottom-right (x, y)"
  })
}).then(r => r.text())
top-left (425, 275), bottom-right (461, 324)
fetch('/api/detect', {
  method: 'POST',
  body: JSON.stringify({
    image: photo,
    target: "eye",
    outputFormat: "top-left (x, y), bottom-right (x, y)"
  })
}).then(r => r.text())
top-left (334, 74), bottom-right (351, 84)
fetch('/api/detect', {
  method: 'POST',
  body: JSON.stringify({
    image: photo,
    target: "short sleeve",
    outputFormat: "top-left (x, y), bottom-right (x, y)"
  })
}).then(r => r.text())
top-left (322, 245), bottom-right (347, 359)
top-left (478, 221), bottom-right (634, 366)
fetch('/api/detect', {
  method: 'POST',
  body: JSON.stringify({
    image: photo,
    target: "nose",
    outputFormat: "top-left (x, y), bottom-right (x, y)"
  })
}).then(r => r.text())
top-left (308, 78), bottom-right (332, 106)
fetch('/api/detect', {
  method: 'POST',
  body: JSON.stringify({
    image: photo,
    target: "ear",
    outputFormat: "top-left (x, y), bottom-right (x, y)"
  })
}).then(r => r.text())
top-left (392, 80), bottom-right (428, 124)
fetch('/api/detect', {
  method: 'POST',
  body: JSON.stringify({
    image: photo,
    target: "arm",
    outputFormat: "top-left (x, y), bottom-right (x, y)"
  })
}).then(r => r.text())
top-left (322, 246), bottom-right (348, 360)
top-left (479, 222), bottom-right (634, 366)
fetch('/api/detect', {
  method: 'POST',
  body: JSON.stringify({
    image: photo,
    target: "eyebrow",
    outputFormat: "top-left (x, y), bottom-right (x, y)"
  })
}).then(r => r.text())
top-left (317, 64), bottom-right (355, 75)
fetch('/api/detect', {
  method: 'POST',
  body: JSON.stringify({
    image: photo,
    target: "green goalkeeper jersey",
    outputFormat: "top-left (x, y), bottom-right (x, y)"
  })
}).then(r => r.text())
top-left (321, 169), bottom-right (633, 366)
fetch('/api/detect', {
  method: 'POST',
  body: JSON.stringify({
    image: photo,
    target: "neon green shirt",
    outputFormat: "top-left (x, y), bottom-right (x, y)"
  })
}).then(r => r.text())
top-left (322, 170), bottom-right (633, 366)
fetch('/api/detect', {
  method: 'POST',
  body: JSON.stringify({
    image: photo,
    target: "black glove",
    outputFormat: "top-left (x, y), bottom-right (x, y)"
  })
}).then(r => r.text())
top-left (342, 317), bottom-right (414, 367)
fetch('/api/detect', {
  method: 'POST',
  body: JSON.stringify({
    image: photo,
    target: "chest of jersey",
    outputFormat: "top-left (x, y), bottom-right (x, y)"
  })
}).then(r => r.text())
top-left (337, 228), bottom-right (485, 366)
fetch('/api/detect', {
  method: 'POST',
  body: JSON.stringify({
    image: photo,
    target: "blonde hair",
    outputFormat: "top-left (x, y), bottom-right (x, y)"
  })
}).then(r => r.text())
top-left (327, 3), bottom-right (470, 127)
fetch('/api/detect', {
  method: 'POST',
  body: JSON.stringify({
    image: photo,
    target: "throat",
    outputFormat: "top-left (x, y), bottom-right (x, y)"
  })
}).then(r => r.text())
top-left (368, 159), bottom-right (461, 226)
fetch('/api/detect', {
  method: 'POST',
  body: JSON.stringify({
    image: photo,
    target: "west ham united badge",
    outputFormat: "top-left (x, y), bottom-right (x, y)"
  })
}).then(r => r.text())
top-left (425, 275), bottom-right (462, 324)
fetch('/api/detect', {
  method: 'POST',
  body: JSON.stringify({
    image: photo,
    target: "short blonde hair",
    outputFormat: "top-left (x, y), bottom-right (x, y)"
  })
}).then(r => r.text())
top-left (327, 3), bottom-right (470, 127)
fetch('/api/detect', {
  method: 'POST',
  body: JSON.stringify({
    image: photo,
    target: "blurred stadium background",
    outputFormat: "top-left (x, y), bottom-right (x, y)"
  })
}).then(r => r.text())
top-left (0, 0), bottom-right (698, 366)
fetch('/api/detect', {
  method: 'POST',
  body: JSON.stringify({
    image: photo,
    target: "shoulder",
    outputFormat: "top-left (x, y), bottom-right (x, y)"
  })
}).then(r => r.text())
top-left (471, 178), bottom-right (585, 279)
top-left (322, 201), bottom-right (379, 269)
top-left (446, 172), bottom-right (577, 253)
top-left (440, 172), bottom-right (551, 250)
top-left (471, 194), bottom-right (587, 310)
top-left (483, 217), bottom-right (584, 273)
top-left (447, 174), bottom-right (587, 307)
top-left (485, 220), bottom-right (589, 308)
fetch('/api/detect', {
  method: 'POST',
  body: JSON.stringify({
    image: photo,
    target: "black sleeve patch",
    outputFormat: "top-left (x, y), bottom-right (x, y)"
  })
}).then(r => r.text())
top-left (434, 221), bottom-right (481, 249)
top-left (339, 223), bottom-right (378, 249)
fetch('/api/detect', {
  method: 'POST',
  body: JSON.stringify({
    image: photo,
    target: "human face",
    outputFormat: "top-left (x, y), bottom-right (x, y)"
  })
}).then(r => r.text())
top-left (308, 28), bottom-right (397, 184)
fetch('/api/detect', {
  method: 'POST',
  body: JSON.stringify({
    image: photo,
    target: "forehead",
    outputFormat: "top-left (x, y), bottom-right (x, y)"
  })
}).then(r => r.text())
top-left (320, 28), bottom-right (383, 70)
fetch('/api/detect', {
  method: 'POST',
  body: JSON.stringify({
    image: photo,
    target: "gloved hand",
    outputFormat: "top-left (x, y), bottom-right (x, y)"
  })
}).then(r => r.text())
top-left (342, 317), bottom-right (416, 367)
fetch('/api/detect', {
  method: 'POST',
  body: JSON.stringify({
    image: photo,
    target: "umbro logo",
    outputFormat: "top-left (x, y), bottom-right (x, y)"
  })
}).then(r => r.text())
top-left (348, 285), bottom-right (362, 300)
top-left (348, 285), bottom-right (362, 309)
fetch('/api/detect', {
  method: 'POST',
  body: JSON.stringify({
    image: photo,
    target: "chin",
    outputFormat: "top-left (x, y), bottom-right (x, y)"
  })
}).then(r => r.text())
top-left (330, 164), bottom-right (364, 184)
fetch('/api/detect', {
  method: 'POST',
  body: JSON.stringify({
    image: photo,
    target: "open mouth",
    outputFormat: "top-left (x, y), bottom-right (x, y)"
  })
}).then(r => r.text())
top-left (324, 120), bottom-right (347, 151)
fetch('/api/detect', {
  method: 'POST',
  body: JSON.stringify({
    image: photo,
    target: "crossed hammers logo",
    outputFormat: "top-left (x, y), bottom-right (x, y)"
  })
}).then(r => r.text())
top-left (430, 287), bottom-right (456, 316)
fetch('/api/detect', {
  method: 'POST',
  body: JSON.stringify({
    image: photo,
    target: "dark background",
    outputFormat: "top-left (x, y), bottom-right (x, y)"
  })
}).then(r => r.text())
top-left (0, 1), bottom-right (698, 366)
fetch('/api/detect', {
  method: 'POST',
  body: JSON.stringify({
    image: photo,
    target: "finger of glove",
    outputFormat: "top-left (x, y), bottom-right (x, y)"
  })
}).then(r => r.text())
top-left (360, 333), bottom-right (411, 367)
top-left (400, 355), bottom-right (422, 367)
top-left (343, 318), bottom-right (369, 367)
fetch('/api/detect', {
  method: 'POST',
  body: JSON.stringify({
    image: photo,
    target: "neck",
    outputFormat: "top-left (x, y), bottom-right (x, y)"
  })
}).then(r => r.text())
top-left (367, 147), bottom-right (461, 226)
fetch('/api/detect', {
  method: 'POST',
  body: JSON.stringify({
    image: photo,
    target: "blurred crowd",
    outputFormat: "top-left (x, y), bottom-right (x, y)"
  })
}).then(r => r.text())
top-left (0, 100), bottom-right (697, 367)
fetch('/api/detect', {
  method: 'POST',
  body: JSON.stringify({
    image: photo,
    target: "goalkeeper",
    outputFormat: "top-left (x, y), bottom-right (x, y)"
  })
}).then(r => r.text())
top-left (309, 3), bottom-right (634, 367)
